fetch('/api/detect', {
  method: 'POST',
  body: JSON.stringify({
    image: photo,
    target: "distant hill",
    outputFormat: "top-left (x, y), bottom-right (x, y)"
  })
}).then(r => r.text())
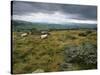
top-left (12, 20), bottom-right (97, 32)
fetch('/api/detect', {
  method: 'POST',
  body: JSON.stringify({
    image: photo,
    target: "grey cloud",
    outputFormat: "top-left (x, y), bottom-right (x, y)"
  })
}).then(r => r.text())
top-left (11, 1), bottom-right (97, 20)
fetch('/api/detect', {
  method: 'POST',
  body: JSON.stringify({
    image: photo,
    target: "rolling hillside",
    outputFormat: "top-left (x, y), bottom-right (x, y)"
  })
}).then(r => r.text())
top-left (12, 20), bottom-right (97, 32)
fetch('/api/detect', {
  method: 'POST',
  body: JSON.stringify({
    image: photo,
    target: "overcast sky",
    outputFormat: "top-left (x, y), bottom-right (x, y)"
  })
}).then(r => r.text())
top-left (12, 1), bottom-right (97, 24)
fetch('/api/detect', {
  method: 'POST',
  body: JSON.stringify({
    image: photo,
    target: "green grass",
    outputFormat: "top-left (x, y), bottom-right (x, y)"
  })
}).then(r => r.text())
top-left (12, 29), bottom-right (97, 74)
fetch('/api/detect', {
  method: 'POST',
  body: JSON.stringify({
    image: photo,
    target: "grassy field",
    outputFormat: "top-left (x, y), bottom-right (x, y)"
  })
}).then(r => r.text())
top-left (12, 29), bottom-right (97, 74)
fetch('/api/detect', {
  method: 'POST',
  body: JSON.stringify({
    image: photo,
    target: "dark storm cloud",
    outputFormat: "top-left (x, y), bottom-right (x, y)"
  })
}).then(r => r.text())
top-left (59, 5), bottom-right (97, 20)
top-left (12, 1), bottom-right (97, 20)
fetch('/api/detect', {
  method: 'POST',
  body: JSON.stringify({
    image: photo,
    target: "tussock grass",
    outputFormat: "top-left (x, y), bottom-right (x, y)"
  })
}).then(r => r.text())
top-left (12, 30), bottom-right (97, 74)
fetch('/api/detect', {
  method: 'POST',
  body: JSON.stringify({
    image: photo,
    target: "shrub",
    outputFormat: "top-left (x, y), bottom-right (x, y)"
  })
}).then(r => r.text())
top-left (78, 32), bottom-right (87, 36)
top-left (85, 30), bottom-right (92, 34)
top-left (64, 42), bottom-right (97, 69)
top-left (67, 35), bottom-right (76, 40)
top-left (78, 30), bottom-right (92, 37)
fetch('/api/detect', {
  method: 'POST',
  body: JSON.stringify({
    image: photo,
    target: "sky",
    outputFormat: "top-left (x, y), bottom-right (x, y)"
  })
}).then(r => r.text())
top-left (12, 1), bottom-right (97, 24)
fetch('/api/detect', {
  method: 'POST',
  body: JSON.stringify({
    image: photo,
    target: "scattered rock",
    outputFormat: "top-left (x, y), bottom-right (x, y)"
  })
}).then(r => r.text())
top-left (32, 69), bottom-right (44, 73)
